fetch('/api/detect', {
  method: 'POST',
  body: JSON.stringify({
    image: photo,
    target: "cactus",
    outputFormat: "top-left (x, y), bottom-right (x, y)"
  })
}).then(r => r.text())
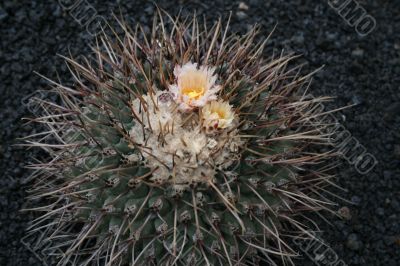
top-left (24, 12), bottom-right (338, 266)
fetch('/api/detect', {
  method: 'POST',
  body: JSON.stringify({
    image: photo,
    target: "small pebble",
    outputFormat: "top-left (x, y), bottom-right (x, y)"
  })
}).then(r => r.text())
top-left (376, 207), bottom-right (385, 216)
top-left (346, 234), bottom-right (362, 251)
top-left (338, 206), bottom-right (352, 220)
top-left (0, 8), bottom-right (8, 21)
top-left (351, 196), bottom-right (361, 205)
top-left (239, 2), bottom-right (249, 10)
top-left (352, 48), bottom-right (364, 57)
top-left (352, 95), bottom-right (363, 105)
top-left (236, 11), bottom-right (248, 20)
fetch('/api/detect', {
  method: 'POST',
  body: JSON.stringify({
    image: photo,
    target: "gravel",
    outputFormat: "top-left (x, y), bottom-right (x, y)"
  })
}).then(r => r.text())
top-left (1, 0), bottom-right (399, 265)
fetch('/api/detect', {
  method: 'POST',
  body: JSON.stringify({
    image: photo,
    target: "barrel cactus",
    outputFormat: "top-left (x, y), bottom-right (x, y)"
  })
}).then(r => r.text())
top-left (25, 12), bottom-right (337, 266)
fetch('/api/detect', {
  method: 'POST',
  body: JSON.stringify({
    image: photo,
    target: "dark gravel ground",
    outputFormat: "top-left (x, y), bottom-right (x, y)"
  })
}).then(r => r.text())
top-left (0, 0), bottom-right (399, 265)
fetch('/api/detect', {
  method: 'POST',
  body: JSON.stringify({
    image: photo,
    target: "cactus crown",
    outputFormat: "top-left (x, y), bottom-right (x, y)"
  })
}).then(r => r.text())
top-left (25, 11), bottom-right (337, 266)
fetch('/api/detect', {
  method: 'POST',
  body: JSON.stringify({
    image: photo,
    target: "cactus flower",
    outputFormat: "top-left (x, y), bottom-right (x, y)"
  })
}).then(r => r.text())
top-left (169, 62), bottom-right (220, 111)
top-left (202, 100), bottom-right (235, 131)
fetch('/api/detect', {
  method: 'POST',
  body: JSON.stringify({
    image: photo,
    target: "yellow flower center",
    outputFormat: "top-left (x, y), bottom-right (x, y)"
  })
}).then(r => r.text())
top-left (182, 86), bottom-right (205, 100)
top-left (202, 100), bottom-right (234, 130)
top-left (179, 70), bottom-right (207, 100)
top-left (214, 109), bottom-right (227, 119)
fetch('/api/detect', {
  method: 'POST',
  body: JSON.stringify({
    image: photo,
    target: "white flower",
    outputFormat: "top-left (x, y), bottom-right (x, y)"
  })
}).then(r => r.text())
top-left (169, 62), bottom-right (220, 111)
top-left (201, 100), bottom-right (235, 131)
